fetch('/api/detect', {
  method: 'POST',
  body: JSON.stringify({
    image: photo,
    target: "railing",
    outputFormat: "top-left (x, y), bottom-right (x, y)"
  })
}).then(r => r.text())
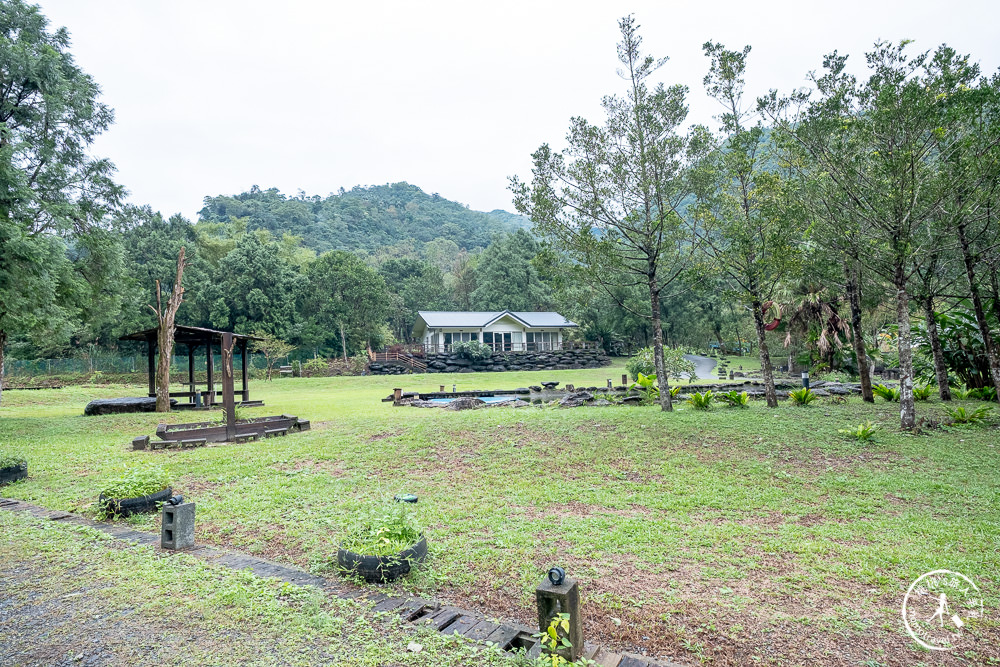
top-left (419, 341), bottom-right (601, 354)
top-left (369, 351), bottom-right (427, 372)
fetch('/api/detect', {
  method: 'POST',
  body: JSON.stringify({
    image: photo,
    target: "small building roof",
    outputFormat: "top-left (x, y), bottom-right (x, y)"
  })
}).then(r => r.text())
top-left (119, 325), bottom-right (262, 344)
top-left (415, 310), bottom-right (578, 332)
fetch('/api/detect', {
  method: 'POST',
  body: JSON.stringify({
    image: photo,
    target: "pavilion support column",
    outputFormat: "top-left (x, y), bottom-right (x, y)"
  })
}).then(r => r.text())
top-left (240, 339), bottom-right (249, 402)
top-left (147, 335), bottom-right (156, 398)
top-left (205, 337), bottom-right (215, 406)
top-left (187, 344), bottom-right (196, 404)
top-left (222, 333), bottom-right (236, 441)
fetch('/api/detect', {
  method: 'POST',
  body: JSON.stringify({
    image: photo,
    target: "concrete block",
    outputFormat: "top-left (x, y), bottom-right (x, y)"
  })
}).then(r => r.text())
top-left (161, 502), bottom-right (195, 550)
top-left (132, 435), bottom-right (149, 450)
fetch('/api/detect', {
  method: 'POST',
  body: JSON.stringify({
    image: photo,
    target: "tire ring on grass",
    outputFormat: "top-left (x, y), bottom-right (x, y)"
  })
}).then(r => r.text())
top-left (0, 463), bottom-right (27, 485)
top-left (337, 535), bottom-right (427, 583)
top-left (98, 487), bottom-right (172, 517)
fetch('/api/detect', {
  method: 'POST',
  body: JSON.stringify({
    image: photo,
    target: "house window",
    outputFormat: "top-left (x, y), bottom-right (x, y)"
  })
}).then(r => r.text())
top-left (444, 332), bottom-right (478, 350)
top-left (526, 332), bottom-right (555, 351)
top-left (483, 331), bottom-right (512, 351)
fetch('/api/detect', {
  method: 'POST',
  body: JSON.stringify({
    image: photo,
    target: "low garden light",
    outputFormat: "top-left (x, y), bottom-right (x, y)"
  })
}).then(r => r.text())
top-left (802, 371), bottom-right (810, 389)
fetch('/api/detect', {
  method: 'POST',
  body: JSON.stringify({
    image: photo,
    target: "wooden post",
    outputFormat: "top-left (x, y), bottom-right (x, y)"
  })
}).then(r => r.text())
top-left (393, 388), bottom-right (402, 404)
top-left (188, 344), bottom-right (196, 404)
top-left (621, 374), bottom-right (628, 386)
top-left (536, 574), bottom-right (583, 662)
top-left (240, 338), bottom-right (249, 402)
top-left (147, 334), bottom-right (156, 398)
top-left (222, 333), bottom-right (236, 442)
top-left (205, 337), bottom-right (215, 405)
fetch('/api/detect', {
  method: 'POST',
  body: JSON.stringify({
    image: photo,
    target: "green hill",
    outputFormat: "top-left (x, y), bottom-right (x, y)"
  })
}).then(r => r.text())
top-left (198, 182), bottom-right (529, 253)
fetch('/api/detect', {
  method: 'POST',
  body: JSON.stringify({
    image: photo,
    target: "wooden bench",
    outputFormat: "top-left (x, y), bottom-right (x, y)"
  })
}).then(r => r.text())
top-left (279, 365), bottom-right (293, 376)
top-left (264, 428), bottom-right (288, 438)
top-left (233, 433), bottom-right (258, 443)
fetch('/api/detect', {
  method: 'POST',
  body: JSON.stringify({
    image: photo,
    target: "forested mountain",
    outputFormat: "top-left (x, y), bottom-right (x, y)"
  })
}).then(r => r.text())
top-left (198, 182), bottom-right (527, 254)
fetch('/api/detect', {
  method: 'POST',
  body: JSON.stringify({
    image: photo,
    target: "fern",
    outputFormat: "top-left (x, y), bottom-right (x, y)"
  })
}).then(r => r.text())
top-left (872, 384), bottom-right (900, 402)
top-left (720, 390), bottom-right (749, 408)
top-left (912, 385), bottom-right (932, 401)
top-left (838, 420), bottom-right (879, 441)
top-left (789, 387), bottom-right (817, 406)
top-left (945, 405), bottom-right (992, 425)
top-left (686, 390), bottom-right (714, 410)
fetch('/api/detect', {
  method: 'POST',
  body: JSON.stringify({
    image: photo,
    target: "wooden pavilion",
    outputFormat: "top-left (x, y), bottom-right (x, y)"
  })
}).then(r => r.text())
top-left (119, 325), bottom-right (262, 408)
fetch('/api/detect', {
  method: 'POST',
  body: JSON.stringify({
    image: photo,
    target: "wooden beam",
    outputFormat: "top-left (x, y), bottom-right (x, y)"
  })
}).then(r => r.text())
top-left (205, 337), bottom-right (215, 405)
top-left (147, 334), bottom-right (156, 397)
top-left (222, 332), bottom-right (236, 441)
top-left (240, 338), bottom-right (249, 402)
top-left (187, 344), bottom-right (196, 403)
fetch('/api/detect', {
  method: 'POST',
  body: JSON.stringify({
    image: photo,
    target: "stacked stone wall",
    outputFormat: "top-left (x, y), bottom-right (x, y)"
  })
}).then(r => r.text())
top-left (368, 348), bottom-right (611, 375)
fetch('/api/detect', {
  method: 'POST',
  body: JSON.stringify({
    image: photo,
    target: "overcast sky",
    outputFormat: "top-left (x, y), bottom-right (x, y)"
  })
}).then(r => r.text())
top-left (34, 1), bottom-right (1000, 223)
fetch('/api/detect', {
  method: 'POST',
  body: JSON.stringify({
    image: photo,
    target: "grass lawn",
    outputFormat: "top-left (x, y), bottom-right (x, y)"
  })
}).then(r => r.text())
top-left (2, 363), bottom-right (998, 666)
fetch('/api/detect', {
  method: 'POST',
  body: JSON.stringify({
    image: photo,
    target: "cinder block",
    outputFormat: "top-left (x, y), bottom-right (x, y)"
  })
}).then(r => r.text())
top-left (161, 502), bottom-right (195, 550)
top-left (132, 435), bottom-right (149, 450)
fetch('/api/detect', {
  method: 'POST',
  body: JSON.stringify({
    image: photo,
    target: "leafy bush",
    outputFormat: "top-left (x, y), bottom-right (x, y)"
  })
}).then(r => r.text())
top-left (451, 340), bottom-right (493, 362)
top-left (626, 346), bottom-right (697, 382)
top-left (838, 420), bottom-right (879, 441)
top-left (349, 354), bottom-right (369, 375)
top-left (945, 405), bottom-right (993, 425)
top-left (301, 357), bottom-right (329, 377)
top-left (669, 385), bottom-right (681, 398)
top-left (951, 386), bottom-right (971, 400)
top-left (789, 387), bottom-right (817, 405)
top-left (100, 464), bottom-right (170, 499)
top-left (340, 505), bottom-right (422, 557)
top-left (913, 385), bottom-right (933, 401)
top-left (872, 384), bottom-right (900, 402)
top-left (966, 386), bottom-right (998, 402)
top-left (720, 390), bottom-right (749, 408)
top-left (0, 450), bottom-right (27, 470)
top-left (686, 390), bottom-right (714, 410)
top-left (630, 372), bottom-right (659, 401)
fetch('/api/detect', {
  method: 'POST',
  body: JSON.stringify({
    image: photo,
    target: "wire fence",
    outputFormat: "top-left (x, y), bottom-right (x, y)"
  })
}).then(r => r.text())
top-left (5, 353), bottom-right (269, 377)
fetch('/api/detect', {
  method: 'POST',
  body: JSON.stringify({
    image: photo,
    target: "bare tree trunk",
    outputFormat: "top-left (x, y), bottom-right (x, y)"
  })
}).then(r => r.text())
top-left (648, 275), bottom-right (672, 412)
top-left (922, 297), bottom-right (952, 401)
top-left (957, 220), bottom-right (1000, 406)
top-left (0, 329), bottom-right (6, 407)
top-left (845, 263), bottom-right (874, 403)
top-left (751, 299), bottom-right (778, 407)
top-left (340, 322), bottom-right (348, 363)
top-left (152, 248), bottom-right (187, 413)
top-left (894, 266), bottom-right (916, 429)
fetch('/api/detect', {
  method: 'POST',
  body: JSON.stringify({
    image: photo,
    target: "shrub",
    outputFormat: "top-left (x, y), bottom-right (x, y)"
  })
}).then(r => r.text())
top-left (340, 505), bottom-right (421, 556)
top-left (686, 390), bottom-right (714, 410)
top-left (0, 451), bottom-right (27, 470)
top-left (629, 372), bottom-right (659, 401)
top-left (838, 420), bottom-right (879, 441)
top-left (451, 340), bottom-right (492, 362)
top-left (967, 387), bottom-right (998, 402)
top-left (100, 464), bottom-right (170, 499)
top-left (951, 386), bottom-right (970, 399)
top-left (669, 385), bottom-right (681, 398)
top-left (720, 390), bottom-right (749, 408)
top-left (626, 346), bottom-right (697, 382)
top-left (945, 405), bottom-right (992, 425)
top-left (872, 384), bottom-right (900, 402)
top-left (788, 387), bottom-right (817, 406)
top-left (913, 385), bottom-right (933, 401)
top-left (301, 357), bottom-right (329, 377)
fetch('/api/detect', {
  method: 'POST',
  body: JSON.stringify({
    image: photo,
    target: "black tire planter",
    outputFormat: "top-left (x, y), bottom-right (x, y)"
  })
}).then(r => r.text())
top-left (0, 463), bottom-right (27, 485)
top-left (337, 535), bottom-right (427, 583)
top-left (98, 487), bottom-right (172, 517)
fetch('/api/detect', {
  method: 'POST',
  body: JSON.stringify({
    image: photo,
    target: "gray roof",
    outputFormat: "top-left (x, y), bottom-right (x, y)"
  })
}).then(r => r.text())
top-left (416, 310), bottom-right (577, 329)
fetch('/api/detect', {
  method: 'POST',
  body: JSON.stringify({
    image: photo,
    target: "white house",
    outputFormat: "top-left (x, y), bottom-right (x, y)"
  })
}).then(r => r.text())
top-left (413, 311), bottom-right (578, 352)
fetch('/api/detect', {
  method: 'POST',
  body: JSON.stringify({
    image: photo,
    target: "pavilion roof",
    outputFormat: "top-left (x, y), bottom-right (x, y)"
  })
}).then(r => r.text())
top-left (119, 325), bottom-right (262, 344)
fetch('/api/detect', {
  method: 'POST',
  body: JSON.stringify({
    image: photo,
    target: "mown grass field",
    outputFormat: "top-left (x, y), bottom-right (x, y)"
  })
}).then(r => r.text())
top-left (2, 362), bottom-right (998, 666)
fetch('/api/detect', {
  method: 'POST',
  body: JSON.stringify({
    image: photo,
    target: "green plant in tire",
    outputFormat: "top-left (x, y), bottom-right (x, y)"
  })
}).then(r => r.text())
top-left (789, 387), bottom-right (817, 406)
top-left (100, 464), bottom-right (171, 500)
top-left (340, 505), bottom-right (421, 557)
top-left (0, 450), bottom-right (27, 470)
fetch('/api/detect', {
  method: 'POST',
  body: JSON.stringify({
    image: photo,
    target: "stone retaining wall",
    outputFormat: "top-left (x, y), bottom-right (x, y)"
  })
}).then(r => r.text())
top-left (369, 348), bottom-right (611, 375)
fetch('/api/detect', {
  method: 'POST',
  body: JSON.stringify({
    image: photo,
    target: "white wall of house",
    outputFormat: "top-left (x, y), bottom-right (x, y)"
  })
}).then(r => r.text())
top-left (422, 324), bottom-right (564, 350)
